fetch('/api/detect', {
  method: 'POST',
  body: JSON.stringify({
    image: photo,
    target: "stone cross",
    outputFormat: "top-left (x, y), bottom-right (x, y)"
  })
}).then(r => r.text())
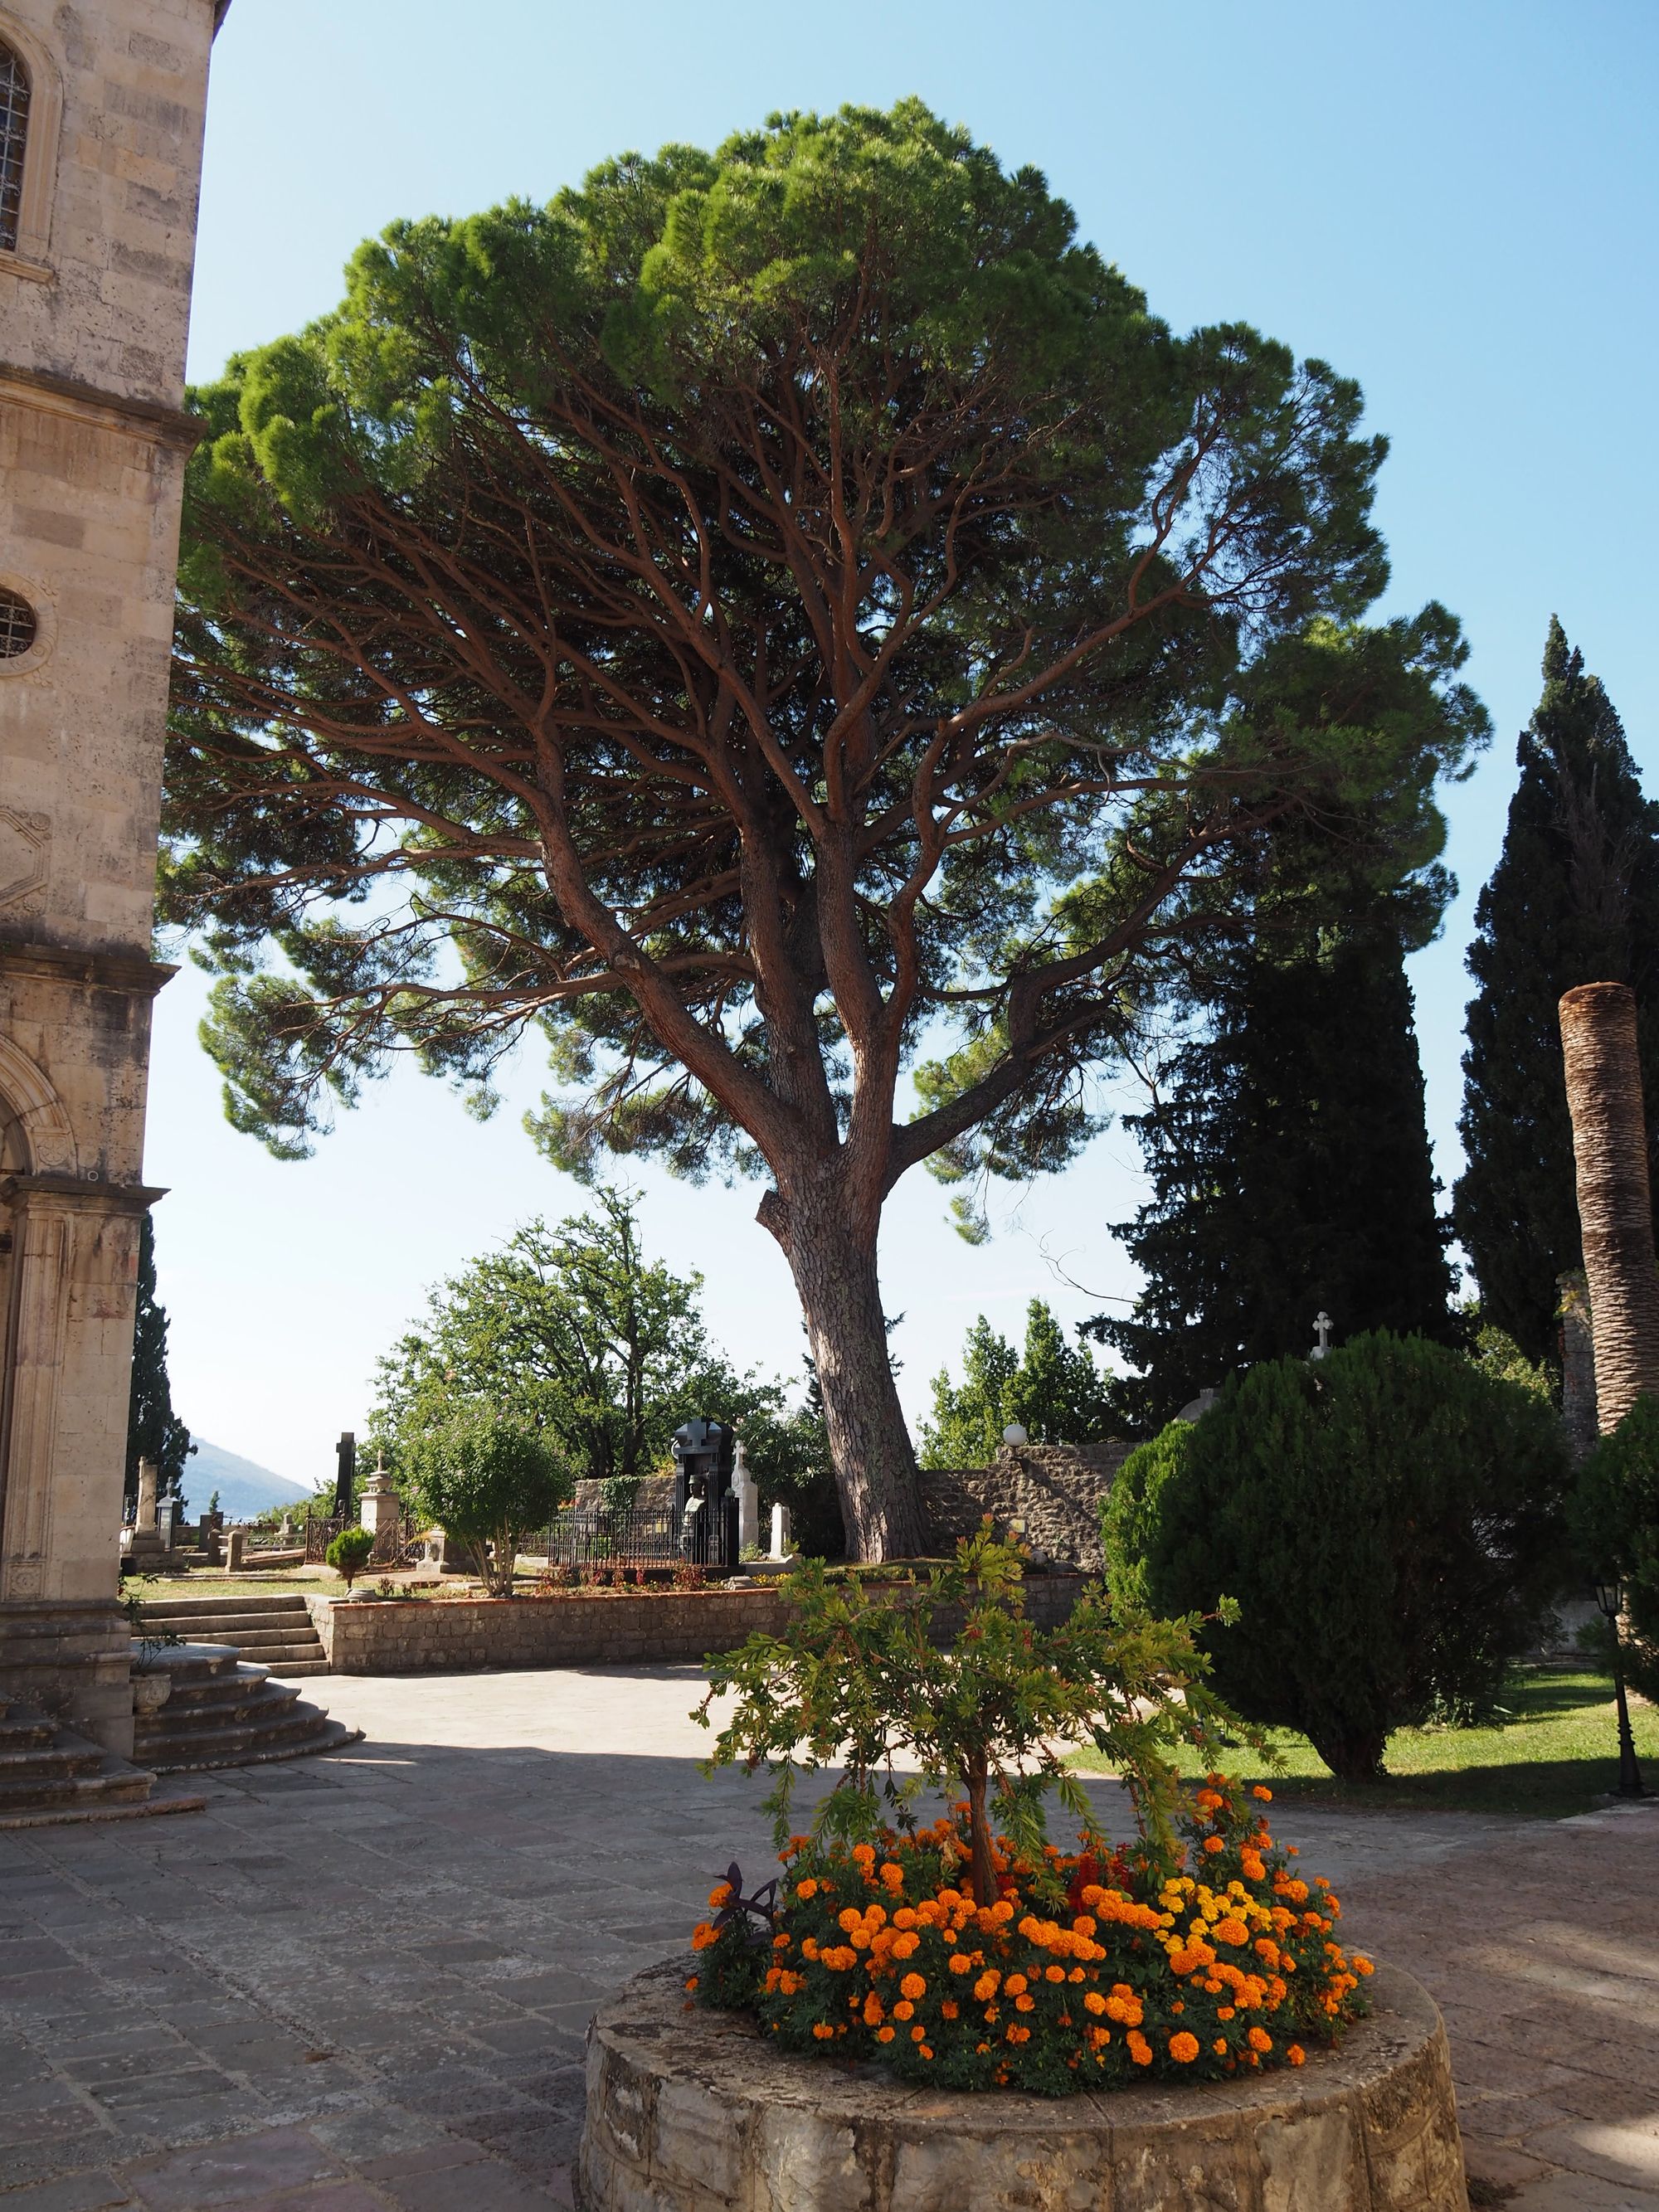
top-left (734, 1439), bottom-right (759, 1554)
top-left (1311, 1311), bottom-right (1334, 1360)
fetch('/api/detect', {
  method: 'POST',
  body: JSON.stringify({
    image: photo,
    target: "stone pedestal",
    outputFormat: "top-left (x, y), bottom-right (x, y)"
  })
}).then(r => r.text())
top-left (735, 1441), bottom-right (759, 1554)
top-left (768, 1502), bottom-right (793, 1560)
top-left (359, 1470), bottom-right (401, 1544)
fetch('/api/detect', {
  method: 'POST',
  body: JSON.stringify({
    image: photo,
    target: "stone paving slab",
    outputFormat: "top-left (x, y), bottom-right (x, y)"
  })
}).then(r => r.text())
top-left (0, 1664), bottom-right (1651, 2210)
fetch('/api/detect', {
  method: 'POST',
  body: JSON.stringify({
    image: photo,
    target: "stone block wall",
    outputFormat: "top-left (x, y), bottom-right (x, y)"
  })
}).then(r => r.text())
top-left (918, 1442), bottom-right (1128, 1573)
top-left (305, 1573), bottom-right (1089, 1675)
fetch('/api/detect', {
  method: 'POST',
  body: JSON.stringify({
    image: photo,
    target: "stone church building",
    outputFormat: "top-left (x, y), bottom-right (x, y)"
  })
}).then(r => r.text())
top-left (0, 1), bottom-right (228, 1770)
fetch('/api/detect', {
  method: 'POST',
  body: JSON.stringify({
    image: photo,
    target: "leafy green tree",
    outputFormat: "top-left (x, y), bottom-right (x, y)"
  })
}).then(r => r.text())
top-left (1571, 1397), bottom-right (1659, 1702)
top-left (404, 1412), bottom-right (572, 1596)
top-left (698, 1528), bottom-right (1244, 1903)
top-left (1456, 620), bottom-right (1659, 1364)
top-left (1102, 1332), bottom-right (1568, 1781)
top-left (166, 100), bottom-right (1483, 1556)
top-left (371, 1190), bottom-right (838, 1544)
top-left (1092, 917), bottom-right (1457, 1434)
top-left (920, 1300), bottom-right (1114, 1466)
top-left (124, 1213), bottom-right (194, 1514)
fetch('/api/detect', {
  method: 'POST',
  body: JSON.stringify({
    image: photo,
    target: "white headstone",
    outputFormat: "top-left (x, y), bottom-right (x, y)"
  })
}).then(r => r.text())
top-left (734, 1439), bottom-right (759, 1553)
top-left (135, 1456), bottom-right (158, 1532)
top-left (769, 1501), bottom-right (793, 1560)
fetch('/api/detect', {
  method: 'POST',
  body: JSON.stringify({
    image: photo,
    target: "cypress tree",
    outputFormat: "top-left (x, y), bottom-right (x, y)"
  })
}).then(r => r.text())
top-left (124, 1213), bottom-right (193, 1513)
top-left (1454, 620), bottom-right (1659, 1365)
top-left (1091, 919), bottom-right (1456, 1436)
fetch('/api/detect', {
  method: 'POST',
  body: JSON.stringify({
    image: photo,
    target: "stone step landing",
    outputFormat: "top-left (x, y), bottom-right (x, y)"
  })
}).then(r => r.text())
top-left (0, 1700), bottom-right (206, 1830)
top-left (136, 1592), bottom-right (330, 1678)
top-left (129, 1643), bottom-right (360, 1773)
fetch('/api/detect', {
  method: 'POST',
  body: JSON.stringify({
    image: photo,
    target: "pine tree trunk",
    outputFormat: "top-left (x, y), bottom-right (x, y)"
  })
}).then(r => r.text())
top-left (1558, 982), bottom-right (1659, 1432)
top-left (758, 1179), bottom-right (927, 1562)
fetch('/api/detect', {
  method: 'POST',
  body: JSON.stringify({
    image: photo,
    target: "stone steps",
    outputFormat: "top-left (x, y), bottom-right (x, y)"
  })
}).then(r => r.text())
top-left (129, 1643), bottom-right (360, 1773)
top-left (0, 1700), bottom-right (204, 1830)
top-left (136, 1592), bottom-right (330, 1678)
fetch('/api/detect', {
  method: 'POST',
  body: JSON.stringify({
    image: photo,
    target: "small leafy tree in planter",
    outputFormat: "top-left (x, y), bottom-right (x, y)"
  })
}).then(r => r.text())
top-left (325, 1525), bottom-right (374, 1592)
top-left (405, 1413), bottom-right (572, 1597)
top-left (698, 1526), bottom-right (1245, 1903)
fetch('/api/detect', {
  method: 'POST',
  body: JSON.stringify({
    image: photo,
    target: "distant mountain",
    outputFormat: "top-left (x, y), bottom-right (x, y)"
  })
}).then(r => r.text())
top-left (179, 1439), bottom-right (316, 1524)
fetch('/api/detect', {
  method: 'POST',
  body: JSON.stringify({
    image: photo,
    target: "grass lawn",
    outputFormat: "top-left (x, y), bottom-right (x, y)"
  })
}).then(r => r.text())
top-left (1068, 1668), bottom-right (1658, 1818)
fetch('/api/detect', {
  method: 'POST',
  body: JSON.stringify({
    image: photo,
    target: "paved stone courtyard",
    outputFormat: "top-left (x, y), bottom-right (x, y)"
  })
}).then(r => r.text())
top-left (0, 1665), bottom-right (1653, 2212)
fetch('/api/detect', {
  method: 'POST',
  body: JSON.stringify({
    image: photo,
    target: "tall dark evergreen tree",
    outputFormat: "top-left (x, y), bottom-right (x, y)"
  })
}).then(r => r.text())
top-left (1089, 918), bottom-right (1457, 1436)
top-left (124, 1213), bottom-right (193, 1513)
top-left (1455, 620), bottom-right (1659, 1365)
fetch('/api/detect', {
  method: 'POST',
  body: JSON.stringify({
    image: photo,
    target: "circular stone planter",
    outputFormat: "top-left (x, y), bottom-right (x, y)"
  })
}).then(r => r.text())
top-left (578, 1959), bottom-right (1467, 2212)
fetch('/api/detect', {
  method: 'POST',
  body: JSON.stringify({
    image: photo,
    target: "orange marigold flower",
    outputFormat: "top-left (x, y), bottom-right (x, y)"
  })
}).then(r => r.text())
top-left (1253, 1786), bottom-right (1273, 1801)
top-left (941, 2001), bottom-right (959, 2020)
top-left (1126, 2030), bottom-right (1153, 2065)
top-left (708, 1883), bottom-right (732, 1908)
top-left (795, 1879), bottom-right (818, 1900)
top-left (1044, 1966), bottom-right (1067, 1984)
top-left (1006, 2025), bottom-right (1031, 2044)
top-left (1203, 1836), bottom-right (1226, 1855)
top-left (838, 1907), bottom-right (864, 1934)
top-left (892, 1932), bottom-right (920, 1959)
top-left (877, 2025), bottom-right (896, 2044)
top-left (811, 2022), bottom-right (834, 2040)
top-left (893, 2000), bottom-right (914, 2021)
top-left (684, 1976), bottom-right (699, 1993)
top-left (948, 1953), bottom-right (972, 1974)
top-left (880, 1864), bottom-right (905, 1892)
top-left (918, 2044), bottom-right (934, 2060)
top-left (910, 2025), bottom-right (927, 2044)
top-left (1169, 2031), bottom-right (1200, 2064)
top-left (1214, 1917), bottom-right (1249, 1947)
top-left (1217, 2005), bottom-right (1236, 2020)
top-left (1248, 2027), bottom-right (1272, 2054)
top-left (973, 1971), bottom-right (1000, 2001)
top-left (690, 1923), bottom-right (717, 1952)
top-left (1083, 1992), bottom-right (1107, 2016)
top-left (1354, 1956), bottom-right (1374, 1976)
top-left (1288, 2044), bottom-right (1306, 2066)
top-left (1014, 1995), bottom-right (1035, 2013)
top-left (1004, 1973), bottom-right (1028, 1996)
top-left (901, 1973), bottom-right (927, 2001)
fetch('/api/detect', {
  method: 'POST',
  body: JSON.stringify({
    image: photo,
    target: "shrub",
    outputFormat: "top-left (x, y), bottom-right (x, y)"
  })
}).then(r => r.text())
top-left (325, 1525), bottom-right (374, 1590)
top-left (404, 1413), bottom-right (572, 1597)
top-left (1572, 1397), bottom-right (1659, 1700)
top-left (689, 1773), bottom-right (1371, 2093)
top-left (1102, 1331), bottom-right (1568, 1782)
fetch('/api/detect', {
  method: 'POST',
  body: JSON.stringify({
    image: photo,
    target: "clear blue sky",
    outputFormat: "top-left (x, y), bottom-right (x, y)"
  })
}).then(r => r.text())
top-left (150, 0), bottom-right (1659, 1490)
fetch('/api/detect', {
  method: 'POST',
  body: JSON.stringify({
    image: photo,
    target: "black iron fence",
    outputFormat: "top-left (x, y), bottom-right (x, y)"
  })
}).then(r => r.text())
top-left (528, 1500), bottom-right (738, 1572)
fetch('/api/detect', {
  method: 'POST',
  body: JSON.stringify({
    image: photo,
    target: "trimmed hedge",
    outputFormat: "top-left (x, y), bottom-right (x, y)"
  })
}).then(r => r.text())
top-left (1102, 1331), bottom-right (1568, 1780)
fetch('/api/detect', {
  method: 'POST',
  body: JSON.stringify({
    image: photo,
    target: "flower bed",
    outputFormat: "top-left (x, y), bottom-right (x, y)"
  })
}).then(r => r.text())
top-left (689, 1774), bottom-right (1371, 2096)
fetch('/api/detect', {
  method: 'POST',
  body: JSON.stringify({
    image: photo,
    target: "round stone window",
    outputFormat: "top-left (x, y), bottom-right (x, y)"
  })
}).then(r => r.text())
top-left (0, 588), bottom-right (37, 659)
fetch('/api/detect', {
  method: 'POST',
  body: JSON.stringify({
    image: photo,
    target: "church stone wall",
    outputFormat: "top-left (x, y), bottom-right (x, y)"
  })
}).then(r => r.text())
top-left (0, 0), bottom-right (223, 1753)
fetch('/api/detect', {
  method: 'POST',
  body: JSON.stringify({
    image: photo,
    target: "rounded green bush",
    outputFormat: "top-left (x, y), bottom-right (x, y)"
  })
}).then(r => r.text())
top-left (1572, 1396), bottom-right (1659, 1700)
top-left (325, 1524), bottom-right (375, 1589)
top-left (1102, 1331), bottom-right (1568, 1781)
top-left (405, 1412), bottom-right (571, 1596)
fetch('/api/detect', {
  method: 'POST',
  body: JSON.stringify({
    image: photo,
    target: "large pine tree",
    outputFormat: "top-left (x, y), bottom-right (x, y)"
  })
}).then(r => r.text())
top-left (1455, 620), bottom-right (1659, 1365)
top-left (1091, 919), bottom-right (1456, 1435)
top-left (124, 1213), bottom-right (193, 1514)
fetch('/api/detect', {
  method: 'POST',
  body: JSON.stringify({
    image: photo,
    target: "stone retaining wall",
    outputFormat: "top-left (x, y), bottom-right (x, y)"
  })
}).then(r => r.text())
top-left (921, 1442), bottom-right (1128, 1572)
top-left (305, 1572), bottom-right (1087, 1675)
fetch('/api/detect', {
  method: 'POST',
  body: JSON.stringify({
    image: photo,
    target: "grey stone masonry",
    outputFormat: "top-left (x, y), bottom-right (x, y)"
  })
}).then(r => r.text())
top-left (578, 1958), bottom-right (1467, 2212)
top-left (919, 1443), bottom-right (1128, 1572)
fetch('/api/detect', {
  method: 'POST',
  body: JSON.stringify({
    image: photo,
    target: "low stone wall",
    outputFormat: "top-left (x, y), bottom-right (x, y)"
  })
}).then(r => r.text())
top-left (306, 1573), bottom-right (1087, 1675)
top-left (920, 1441), bottom-right (1128, 1573)
top-left (307, 1587), bottom-right (793, 1675)
top-left (579, 1958), bottom-right (1467, 2212)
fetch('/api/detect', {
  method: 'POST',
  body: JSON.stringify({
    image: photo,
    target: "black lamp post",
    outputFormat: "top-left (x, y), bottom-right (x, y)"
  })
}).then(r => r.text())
top-left (1593, 1576), bottom-right (1647, 1799)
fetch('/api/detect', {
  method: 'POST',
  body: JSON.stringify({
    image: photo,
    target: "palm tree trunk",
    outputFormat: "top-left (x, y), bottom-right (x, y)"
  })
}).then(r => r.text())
top-left (1558, 982), bottom-right (1659, 1432)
